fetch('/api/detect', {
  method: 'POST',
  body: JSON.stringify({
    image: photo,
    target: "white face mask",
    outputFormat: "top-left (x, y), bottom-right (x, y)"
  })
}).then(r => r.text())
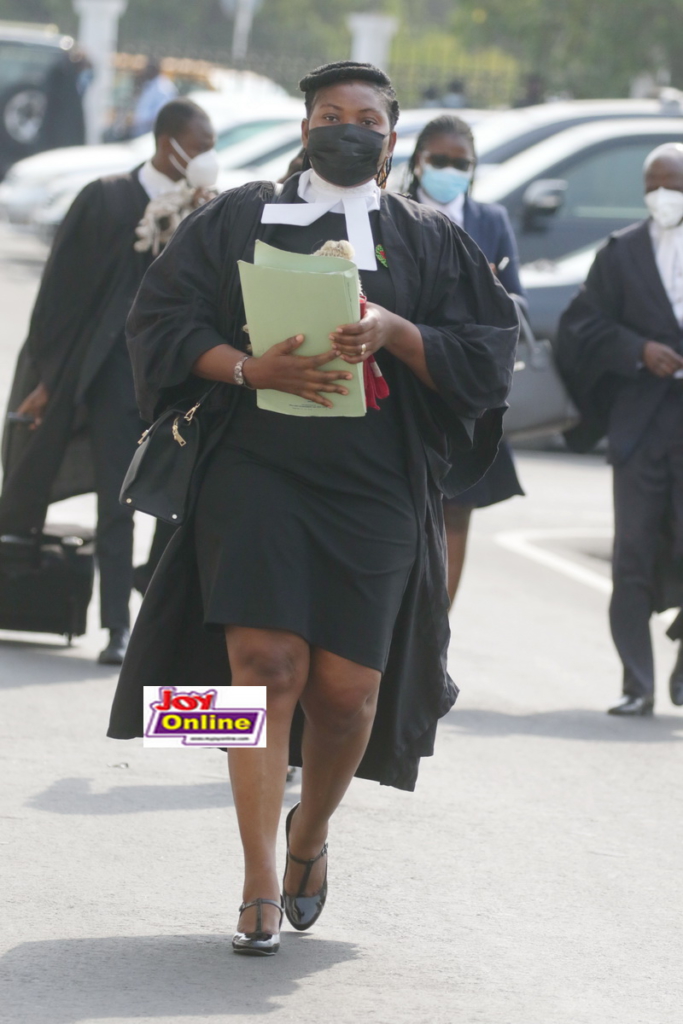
top-left (169, 138), bottom-right (219, 189)
top-left (645, 187), bottom-right (683, 230)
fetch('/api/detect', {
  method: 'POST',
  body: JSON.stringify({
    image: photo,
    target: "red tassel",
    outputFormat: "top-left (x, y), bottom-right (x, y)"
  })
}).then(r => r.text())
top-left (364, 356), bottom-right (390, 410)
top-left (358, 295), bottom-right (390, 410)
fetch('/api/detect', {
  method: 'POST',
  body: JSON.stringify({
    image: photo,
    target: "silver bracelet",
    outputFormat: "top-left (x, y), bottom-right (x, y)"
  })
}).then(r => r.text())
top-left (233, 355), bottom-right (255, 389)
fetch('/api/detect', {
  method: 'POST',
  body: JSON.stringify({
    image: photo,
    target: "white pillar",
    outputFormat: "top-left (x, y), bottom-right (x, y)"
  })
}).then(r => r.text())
top-left (346, 14), bottom-right (399, 71)
top-left (73, 0), bottom-right (128, 144)
top-left (232, 0), bottom-right (256, 60)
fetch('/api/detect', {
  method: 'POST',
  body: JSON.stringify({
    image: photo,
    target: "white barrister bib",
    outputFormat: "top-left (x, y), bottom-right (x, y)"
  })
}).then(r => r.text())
top-left (260, 168), bottom-right (380, 271)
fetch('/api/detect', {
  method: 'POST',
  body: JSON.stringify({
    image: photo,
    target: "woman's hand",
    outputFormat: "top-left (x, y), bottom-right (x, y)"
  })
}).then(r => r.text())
top-left (329, 303), bottom-right (399, 364)
top-left (244, 335), bottom-right (354, 409)
top-left (16, 382), bottom-right (49, 428)
top-left (330, 303), bottom-right (437, 391)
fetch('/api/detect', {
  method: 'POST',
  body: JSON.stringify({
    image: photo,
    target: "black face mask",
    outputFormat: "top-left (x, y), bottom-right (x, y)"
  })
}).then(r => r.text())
top-left (306, 123), bottom-right (387, 187)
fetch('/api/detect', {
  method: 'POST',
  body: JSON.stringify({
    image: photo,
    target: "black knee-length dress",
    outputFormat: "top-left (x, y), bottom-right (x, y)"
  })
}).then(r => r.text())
top-left (194, 211), bottom-right (418, 672)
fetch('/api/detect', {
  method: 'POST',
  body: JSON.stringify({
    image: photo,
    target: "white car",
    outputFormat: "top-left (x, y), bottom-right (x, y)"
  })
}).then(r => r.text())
top-left (472, 116), bottom-right (683, 263)
top-left (30, 119), bottom-right (305, 232)
top-left (0, 90), bottom-right (305, 224)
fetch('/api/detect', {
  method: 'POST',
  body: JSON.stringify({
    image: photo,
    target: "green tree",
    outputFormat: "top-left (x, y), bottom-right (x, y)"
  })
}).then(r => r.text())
top-left (454, 0), bottom-right (683, 96)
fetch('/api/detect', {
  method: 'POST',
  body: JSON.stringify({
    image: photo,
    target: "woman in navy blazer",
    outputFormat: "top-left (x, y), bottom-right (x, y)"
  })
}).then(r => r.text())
top-left (408, 115), bottom-right (525, 604)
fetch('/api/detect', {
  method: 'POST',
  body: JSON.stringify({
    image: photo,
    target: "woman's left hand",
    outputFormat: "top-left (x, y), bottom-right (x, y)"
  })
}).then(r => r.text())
top-left (329, 303), bottom-right (399, 364)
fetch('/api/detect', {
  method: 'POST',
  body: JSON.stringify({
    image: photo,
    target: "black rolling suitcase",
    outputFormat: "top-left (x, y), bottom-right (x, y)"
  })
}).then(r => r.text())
top-left (0, 525), bottom-right (95, 640)
top-left (0, 414), bottom-right (95, 641)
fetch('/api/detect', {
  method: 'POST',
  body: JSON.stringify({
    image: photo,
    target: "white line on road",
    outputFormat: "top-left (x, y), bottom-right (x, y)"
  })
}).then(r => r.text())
top-left (494, 527), bottom-right (613, 594)
top-left (494, 527), bottom-right (678, 625)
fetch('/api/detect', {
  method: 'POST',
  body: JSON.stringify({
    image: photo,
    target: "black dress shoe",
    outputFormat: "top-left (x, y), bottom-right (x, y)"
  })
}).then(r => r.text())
top-left (232, 897), bottom-right (283, 957)
top-left (282, 803), bottom-right (328, 932)
top-left (607, 695), bottom-right (654, 716)
top-left (669, 645), bottom-right (683, 706)
top-left (97, 628), bottom-right (130, 666)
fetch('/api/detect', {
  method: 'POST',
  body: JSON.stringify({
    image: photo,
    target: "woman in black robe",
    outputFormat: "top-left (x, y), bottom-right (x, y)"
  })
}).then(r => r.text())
top-left (108, 62), bottom-right (518, 956)
top-left (407, 115), bottom-right (525, 605)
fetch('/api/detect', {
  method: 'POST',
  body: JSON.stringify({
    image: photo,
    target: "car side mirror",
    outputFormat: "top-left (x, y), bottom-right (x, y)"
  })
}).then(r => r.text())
top-left (522, 179), bottom-right (567, 230)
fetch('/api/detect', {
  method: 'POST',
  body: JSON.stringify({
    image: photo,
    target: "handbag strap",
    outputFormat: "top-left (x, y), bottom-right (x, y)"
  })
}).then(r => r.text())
top-left (182, 381), bottom-right (219, 424)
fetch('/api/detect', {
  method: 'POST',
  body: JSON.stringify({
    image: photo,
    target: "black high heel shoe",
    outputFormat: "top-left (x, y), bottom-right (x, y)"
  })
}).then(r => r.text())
top-left (232, 897), bottom-right (283, 956)
top-left (282, 803), bottom-right (328, 931)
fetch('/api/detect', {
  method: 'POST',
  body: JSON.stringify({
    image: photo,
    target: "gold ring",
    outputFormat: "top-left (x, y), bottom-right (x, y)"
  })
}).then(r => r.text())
top-left (360, 343), bottom-right (367, 356)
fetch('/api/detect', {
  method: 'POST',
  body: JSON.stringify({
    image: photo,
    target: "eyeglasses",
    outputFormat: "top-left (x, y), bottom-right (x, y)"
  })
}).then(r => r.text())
top-left (423, 153), bottom-right (475, 172)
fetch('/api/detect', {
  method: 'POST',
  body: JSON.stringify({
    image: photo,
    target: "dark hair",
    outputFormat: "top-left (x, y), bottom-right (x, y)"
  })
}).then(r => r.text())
top-left (407, 114), bottom-right (476, 195)
top-left (299, 61), bottom-right (400, 129)
top-left (154, 98), bottom-right (209, 140)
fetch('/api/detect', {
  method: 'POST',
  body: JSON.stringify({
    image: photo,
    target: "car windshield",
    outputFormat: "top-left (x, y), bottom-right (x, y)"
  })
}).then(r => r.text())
top-left (0, 41), bottom-right (61, 90)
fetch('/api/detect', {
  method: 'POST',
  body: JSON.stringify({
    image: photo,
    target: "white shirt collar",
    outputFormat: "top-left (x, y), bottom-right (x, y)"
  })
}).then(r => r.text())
top-left (649, 218), bottom-right (683, 325)
top-left (260, 169), bottom-right (380, 270)
top-left (297, 168), bottom-right (381, 212)
top-left (138, 161), bottom-right (184, 201)
top-left (417, 186), bottom-right (466, 227)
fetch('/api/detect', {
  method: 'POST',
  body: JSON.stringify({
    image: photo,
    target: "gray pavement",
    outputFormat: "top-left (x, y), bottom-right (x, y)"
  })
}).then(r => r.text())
top-left (0, 224), bottom-right (681, 1024)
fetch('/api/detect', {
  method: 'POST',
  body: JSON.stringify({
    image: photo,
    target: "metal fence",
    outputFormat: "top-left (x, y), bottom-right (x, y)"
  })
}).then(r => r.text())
top-left (121, 42), bottom-right (521, 111)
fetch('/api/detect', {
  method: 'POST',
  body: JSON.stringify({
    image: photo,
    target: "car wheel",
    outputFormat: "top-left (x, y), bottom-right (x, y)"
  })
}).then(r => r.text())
top-left (3, 86), bottom-right (47, 143)
top-left (0, 82), bottom-right (48, 156)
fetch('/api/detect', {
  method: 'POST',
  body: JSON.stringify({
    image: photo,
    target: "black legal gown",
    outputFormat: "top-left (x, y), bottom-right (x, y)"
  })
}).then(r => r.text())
top-left (195, 212), bottom-right (416, 671)
top-left (108, 177), bottom-right (520, 790)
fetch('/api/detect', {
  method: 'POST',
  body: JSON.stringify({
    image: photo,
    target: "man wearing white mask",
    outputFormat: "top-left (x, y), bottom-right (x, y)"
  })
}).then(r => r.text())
top-left (1, 99), bottom-right (218, 664)
top-left (558, 142), bottom-right (683, 716)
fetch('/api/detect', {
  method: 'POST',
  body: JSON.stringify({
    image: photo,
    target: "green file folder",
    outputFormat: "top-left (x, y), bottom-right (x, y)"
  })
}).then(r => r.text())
top-left (238, 241), bottom-right (366, 417)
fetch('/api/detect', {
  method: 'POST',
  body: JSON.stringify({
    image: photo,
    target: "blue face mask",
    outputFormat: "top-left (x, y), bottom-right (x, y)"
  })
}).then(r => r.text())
top-left (420, 165), bottom-right (472, 205)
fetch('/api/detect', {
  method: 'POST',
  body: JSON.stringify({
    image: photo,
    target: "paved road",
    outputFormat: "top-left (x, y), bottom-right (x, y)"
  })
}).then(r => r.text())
top-left (1, 225), bottom-right (681, 1024)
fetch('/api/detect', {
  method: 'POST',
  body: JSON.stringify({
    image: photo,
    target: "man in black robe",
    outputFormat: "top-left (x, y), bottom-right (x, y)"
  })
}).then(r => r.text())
top-left (107, 172), bottom-right (518, 790)
top-left (557, 143), bottom-right (683, 716)
top-left (0, 98), bottom-right (216, 664)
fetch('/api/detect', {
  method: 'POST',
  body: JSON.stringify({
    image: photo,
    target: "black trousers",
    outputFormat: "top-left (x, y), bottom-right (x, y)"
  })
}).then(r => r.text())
top-left (84, 341), bottom-right (141, 630)
top-left (610, 392), bottom-right (683, 696)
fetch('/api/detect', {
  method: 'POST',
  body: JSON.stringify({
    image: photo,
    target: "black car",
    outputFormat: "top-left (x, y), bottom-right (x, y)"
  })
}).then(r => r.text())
top-left (0, 22), bottom-right (82, 178)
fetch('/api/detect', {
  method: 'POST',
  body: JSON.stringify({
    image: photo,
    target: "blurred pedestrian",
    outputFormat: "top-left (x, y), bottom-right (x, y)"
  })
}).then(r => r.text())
top-left (514, 73), bottom-right (545, 108)
top-left (422, 85), bottom-right (441, 108)
top-left (1, 99), bottom-right (217, 665)
top-left (131, 60), bottom-right (178, 137)
top-left (557, 142), bottom-right (683, 716)
top-left (39, 48), bottom-right (92, 150)
top-left (407, 115), bottom-right (525, 605)
top-left (107, 60), bottom-right (518, 956)
top-left (441, 79), bottom-right (467, 109)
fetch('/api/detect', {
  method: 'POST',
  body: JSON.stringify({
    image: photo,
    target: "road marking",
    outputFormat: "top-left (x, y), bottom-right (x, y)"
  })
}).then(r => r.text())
top-left (494, 527), bottom-right (677, 625)
top-left (494, 527), bottom-right (612, 593)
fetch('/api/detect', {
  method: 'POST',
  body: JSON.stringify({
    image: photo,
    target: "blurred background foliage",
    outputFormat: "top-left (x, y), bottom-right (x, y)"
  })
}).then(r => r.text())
top-left (1, 0), bottom-right (682, 104)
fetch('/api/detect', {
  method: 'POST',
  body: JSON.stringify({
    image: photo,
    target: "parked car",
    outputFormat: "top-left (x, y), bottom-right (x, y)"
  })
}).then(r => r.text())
top-left (472, 117), bottom-right (683, 262)
top-left (0, 95), bottom-right (304, 225)
top-left (521, 244), bottom-right (598, 343)
top-left (30, 118), bottom-right (305, 233)
top-left (470, 95), bottom-right (682, 169)
top-left (0, 22), bottom-right (76, 176)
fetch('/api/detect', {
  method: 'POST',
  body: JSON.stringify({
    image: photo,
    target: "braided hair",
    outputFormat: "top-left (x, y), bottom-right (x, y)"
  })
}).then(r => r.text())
top-left (407, 114), bottom-right (476, 197)
top-left (299, 61), bottom-right (400, 129)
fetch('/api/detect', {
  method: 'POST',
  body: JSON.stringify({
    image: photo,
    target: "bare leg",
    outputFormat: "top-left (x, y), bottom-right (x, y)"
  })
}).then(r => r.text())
top-left (444, 504), bottom-right (473, 608)
top-left (226, 626), bottom-right (310, 934)
top-left (284, 648), bottom-right (381, 897)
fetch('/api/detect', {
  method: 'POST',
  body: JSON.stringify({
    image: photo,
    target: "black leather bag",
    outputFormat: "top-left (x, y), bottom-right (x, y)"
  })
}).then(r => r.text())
top-left (119, 387), bottom-right (217, 525)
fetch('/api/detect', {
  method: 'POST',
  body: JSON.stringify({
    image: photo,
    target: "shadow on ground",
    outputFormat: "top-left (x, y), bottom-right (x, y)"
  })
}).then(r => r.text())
top-left (0, 932), bottom-right (358, 1021)
top-left (443, 707), bottom-right (683, 743)
top-left (28, 777), bottom-right (237, 815)
top-left (0, 638), bottom-right (116, 687)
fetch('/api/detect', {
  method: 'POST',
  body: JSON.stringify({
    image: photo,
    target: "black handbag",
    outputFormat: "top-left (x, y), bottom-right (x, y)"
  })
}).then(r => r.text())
top-left (119, 386), bottom-right (217, 525)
